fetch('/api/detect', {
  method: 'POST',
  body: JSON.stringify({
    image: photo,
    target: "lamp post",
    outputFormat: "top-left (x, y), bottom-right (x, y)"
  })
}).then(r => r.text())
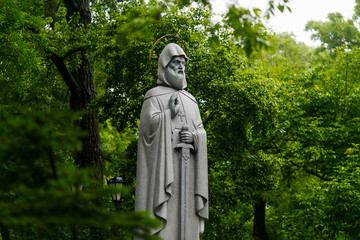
top-left (70, 182), bottom-right (83, 240)
top-left (106, 175), bottom-right (125, 212)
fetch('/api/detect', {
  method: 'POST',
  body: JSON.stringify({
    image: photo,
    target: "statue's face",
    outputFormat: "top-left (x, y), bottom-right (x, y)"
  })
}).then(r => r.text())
top-left (165, 56), bottom-right (186, 90)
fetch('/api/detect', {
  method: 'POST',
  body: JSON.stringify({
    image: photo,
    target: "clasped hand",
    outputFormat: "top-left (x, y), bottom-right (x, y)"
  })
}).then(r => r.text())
top-left (180, 130), bottom-right (194, 144)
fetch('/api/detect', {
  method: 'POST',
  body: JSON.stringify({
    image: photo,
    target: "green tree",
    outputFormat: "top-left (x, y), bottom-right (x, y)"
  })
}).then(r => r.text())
top-left (259, 44), bottom-right (360, 239)
top-left (305, 12), bottom-right (360, 51)
top-left (1, 0), bottom-right (298, 239)
top-left (0, 110), bottom-right (160, 240)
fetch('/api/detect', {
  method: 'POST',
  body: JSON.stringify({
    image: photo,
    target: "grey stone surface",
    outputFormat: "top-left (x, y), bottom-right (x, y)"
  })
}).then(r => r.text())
top-left (135, 43), bottom-right (208, 240)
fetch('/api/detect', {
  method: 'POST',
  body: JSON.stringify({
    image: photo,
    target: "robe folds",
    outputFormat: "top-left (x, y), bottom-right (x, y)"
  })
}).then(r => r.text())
top-left (135, 85), bottom-right (208, 240)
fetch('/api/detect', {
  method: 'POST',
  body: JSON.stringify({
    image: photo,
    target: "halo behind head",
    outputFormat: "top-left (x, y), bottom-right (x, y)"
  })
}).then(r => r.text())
top-left (149, 34), bottom-right (188, 79)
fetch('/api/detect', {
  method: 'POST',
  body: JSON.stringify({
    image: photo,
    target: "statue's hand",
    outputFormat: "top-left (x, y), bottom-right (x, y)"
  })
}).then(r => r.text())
top-left (180, 131), bottom-right (194, 144)
top-left (169, 92), bottom-right (180, 119)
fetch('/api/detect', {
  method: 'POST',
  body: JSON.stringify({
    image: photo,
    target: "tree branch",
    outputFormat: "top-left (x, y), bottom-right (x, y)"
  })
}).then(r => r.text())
top-left (49, 53), bottom-right (81, 94)
top-left (228, 212), bottom-right (254, 234)
top-left (271, 140), bottom-right (331, 181)
top-left (203, 110), bottom-right (217, 126)
top-left (63, 47), bottom-right (86, 59)
top-left (289, 160), bottom-right (331, 181)
top-left (26, 26), bottom-right (40, 34)
top-left (272, 142), bottom-right (281, 154)
top-left (47, 147), bottom-right (58, 181)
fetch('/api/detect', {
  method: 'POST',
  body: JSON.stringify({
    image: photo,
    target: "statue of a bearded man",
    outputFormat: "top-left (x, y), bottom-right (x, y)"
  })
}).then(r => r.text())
top-left (135, 43), bottom-right (208, 240)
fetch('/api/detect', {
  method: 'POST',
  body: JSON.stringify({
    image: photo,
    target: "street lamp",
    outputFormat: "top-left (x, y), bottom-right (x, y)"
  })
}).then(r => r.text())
top-left (70, 184), bottom-right (84, 193)
top-left (106, 175), bottom-right (125, 211)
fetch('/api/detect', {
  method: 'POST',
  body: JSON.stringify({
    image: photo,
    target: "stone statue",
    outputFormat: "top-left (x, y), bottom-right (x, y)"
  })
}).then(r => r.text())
top-left (135, 43), bottom-right (208, 240)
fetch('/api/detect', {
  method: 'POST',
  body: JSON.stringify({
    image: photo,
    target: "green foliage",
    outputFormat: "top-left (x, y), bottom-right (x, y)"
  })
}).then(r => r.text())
top-left (0, 110), bottom-right (81, 192)
top-left (225, 6), bottom-right (269, 56)
top-left (305, 12), bottom-right (360, 51)
top-left (100, 121), bottom-right (138, 211)
top-left (5, 0), bottom-right (360, 239)
top-left (0, 110), bottom-right (160, 239)
top-left (0, 0), bottom-right (62, 113)
top-left (255, 44), bottom-right (360, 239)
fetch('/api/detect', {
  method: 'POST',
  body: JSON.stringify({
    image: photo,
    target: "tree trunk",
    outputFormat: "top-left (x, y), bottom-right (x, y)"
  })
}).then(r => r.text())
top-left (69, 51), bottom-right (103, 184)
top-left (53, 0), bottom-right (103, 184)
top-left (253, 197), bottom-right (269, 240)
top-left (44, 0), bottom-right (59, 29)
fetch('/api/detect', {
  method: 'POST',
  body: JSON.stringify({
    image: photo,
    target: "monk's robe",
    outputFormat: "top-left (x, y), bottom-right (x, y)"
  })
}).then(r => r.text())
top-left (135, 85), bottom-right (208, 240)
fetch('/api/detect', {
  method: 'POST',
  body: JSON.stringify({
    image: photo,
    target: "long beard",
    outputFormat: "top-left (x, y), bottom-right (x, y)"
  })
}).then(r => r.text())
top-left (164, 69), bottom-right (186, 90)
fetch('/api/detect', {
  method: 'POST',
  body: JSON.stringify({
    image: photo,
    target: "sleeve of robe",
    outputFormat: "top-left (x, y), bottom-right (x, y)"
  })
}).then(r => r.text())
top-left (135, 95), bottom-right (173, 233)
top-left (190, 100), bottom-right (209, 234)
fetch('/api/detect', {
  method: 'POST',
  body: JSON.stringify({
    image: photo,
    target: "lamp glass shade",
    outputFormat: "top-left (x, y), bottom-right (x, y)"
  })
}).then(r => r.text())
top-left (107, 176), bottom-right (125, 202)
top-left (111, 182), bottom-right (123, 201)
top-left (70, 184), bottom-right (84, 192)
